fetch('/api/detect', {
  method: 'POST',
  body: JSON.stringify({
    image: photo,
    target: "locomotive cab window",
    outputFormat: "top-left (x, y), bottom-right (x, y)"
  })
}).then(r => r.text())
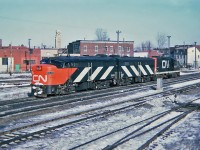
top-left (50, 60), bottom-right (64, 68)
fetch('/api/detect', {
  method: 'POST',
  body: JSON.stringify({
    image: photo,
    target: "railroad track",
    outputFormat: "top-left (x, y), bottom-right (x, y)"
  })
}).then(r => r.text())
top-left (0, 72), bottom-right (199, 106)
top-left (1, 74), bottom-right (200, 119)
top-left (0, 73), bottom-right (200, 149)
top-left (0, 78), bottom-right (31, 90)
top-left (71, 99), bottom-right (200, 150)
top-left (0, 81), bottom-right (200, 149)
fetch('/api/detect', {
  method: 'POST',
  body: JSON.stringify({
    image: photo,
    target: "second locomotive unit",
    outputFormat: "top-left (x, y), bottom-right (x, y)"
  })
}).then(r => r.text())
top-left (31, 55), bottom-right (180, 97)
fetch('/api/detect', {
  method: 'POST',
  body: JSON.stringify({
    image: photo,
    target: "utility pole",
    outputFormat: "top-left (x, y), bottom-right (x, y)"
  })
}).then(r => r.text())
top-left (183, 41), bottom-right (186, 67)
top-left (167, 36), bottom-right (171, 57)
top-left (9, 42), bottom-right (12, 75)
top-left (116, 30), bottom-right (121, 55)
top-left (194, 42), bottom-right (197, 69)
top-left (28, 39), bottom-right (31, 71)
top-left (123, 38), bottom-right (125, 56)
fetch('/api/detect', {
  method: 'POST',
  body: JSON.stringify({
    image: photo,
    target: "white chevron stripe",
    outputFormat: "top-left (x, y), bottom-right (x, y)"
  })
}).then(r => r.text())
top-left (130, 65), bottom-right (140, 76)
top-left (89, 67), bottom-right (103, 81)
top-left (73, 67), bottom-right (91, 83)
top-left (145, 65), bottom-right (154, 74)
top-left (121, 66), bottom-right (132, 77)
top-left (100, 66), bottom-right (114, 80)
top-left (139, 65), bottom-right (147, 75)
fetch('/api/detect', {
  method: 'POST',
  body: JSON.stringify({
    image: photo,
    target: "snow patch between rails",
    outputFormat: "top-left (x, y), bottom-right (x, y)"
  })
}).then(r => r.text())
top-left (170, 79), bottom-right (200, 89)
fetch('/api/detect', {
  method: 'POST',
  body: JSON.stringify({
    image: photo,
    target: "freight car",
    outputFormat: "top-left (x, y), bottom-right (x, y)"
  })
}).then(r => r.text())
top-left (31, 55), bottom-right (180, 97)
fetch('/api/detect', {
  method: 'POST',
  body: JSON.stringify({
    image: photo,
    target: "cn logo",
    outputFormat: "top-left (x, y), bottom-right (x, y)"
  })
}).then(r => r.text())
top-left (33, 75), bottom-right (47, 83)
top-left (162, 60), bottom-right (169, 68)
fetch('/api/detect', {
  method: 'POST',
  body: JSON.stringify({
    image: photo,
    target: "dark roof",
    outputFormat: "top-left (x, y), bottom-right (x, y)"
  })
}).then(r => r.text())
top-left (73, 40), bottom-right (134, 44)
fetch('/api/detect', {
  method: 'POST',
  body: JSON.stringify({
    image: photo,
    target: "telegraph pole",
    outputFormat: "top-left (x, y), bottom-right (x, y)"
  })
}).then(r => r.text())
top-left (183, 41), bottom-right (186, 67)
top-left (116, 30), bottom-right (121, 55)
top-left (28, 39), bottom-right (31, 71)
top-left (9, 42), bottom-right (12, 75)
top-left (194, 42), bottom-right (197, 69)
top-left (167, 36), bottom-right (171, 57)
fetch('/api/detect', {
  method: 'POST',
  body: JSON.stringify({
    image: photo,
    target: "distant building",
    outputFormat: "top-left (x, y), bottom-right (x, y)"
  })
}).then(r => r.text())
top-left (187, 45), bottom-right (200, 68)
top-left (134, 50), bottom-right (162, 58)
top-left (0, 57), bottom-right (14, 72)
top-left (155, 45), bottom-right (199, 68)
top-left (0, 44), bottom-right (41, 72)
top-left (172, 45), bottom-right (193, 67)
top-left (134, 51), bottom-right (148, 57)
top-left (67, 40), bottom-right (134, 57)
top-left (55, 30), bottom-right (61, 49)
top-left (41, 48), bottom-right (59, 59)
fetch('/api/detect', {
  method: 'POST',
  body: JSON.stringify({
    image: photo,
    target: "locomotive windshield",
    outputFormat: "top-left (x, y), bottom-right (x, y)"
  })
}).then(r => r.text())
top-left (50, 60), bottom-right (64, 68)
top-left (40, 58), bottom-right (64, 68)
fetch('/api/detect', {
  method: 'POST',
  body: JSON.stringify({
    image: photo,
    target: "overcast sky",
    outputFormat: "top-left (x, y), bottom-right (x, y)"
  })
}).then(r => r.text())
top-left (0, 0), bottom-right (199, 48)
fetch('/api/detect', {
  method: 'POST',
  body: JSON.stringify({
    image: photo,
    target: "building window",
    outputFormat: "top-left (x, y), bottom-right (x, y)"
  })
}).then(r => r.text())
top-left (83, 45), bottom-right (87, 52)
top-left (74, 44), bottom-right (79, 49)
top-left (30, 60), bottom-right (36, 65)
top-left (104, 46), bottom-right (108, 52)
top-left (23, 60), bottom-right (29, 65)
top-left (127, 47), bottom-right (130, 52)
top-left (110, 46), bottom-right (113, 52)
top-left (23, 60), bottom-right (35, 65)
top-left (95, 45), bottom-right (98, 52)
top-left (2, 58), bottom-right (8, 65)
top-left (121, 47), bottom-right (124, 52)
top-left (118, 46), bottom-right (121, 51)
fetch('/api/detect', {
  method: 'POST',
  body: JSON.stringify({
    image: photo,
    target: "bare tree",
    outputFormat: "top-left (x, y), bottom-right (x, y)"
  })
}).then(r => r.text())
top-left (95, 28), bottom-right (109, 41)
top-left (141, 41), bottom-right (154, 51)
top-left (156, 32), bottom-right (167, 49)
top-left (141, 42), bottom-right (146, 51)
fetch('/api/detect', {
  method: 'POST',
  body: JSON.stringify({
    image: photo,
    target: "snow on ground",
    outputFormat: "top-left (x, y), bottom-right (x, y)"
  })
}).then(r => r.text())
top-left (0, 87), bottom-right (31, 101)
top-left (0, 72), bottom-right (31, 78)
top-left (0, 72), bottom-right (31, 100)
top-left (148, 112), bottom-right (200, 150)
top-left (180, 68), bottom-right (200, 76)
top-left (1, 70), bottom-right (200, 149)
top-left (170, 78), bottom-right (200, 89)
top-left (9, 89), bottom-right (200, 150)
top-left (8, 97), bottom-right (173, 150)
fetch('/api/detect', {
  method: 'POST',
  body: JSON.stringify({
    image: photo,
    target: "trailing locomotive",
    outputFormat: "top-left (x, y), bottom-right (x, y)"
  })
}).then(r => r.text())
top-left (31, 55), bottom-right (180, 97)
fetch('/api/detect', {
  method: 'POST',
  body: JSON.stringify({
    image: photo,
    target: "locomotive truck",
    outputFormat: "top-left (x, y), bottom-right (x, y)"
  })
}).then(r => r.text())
top-left (31, 55), bottom-right (180, 97)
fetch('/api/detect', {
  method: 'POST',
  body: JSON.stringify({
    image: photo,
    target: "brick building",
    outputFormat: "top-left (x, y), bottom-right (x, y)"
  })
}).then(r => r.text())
top-left (67, 40), bottom-right (134, 57)
top-left (0, 45), bottom-right (41, 72)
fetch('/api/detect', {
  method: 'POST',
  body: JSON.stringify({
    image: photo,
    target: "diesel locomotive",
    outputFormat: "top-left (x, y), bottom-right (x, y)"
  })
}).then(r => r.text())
top-left (31, 55), bottom-right (180, 97)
